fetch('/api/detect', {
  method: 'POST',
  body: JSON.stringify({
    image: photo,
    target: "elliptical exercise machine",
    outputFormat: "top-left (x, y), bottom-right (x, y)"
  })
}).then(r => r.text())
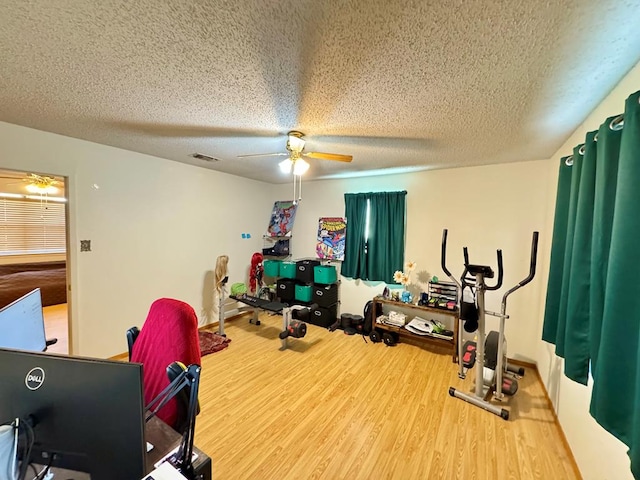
top-left (441, 229), bottom-right (538, 420)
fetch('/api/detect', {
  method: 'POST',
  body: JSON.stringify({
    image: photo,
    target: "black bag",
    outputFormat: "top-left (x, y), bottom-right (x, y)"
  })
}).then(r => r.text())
top-left (363, 300), bottom-right (382, 335)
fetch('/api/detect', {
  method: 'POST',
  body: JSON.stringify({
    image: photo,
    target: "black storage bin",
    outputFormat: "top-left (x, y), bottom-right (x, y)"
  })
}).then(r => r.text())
top-left (312, 283), bottom-right (339, 307)
top-left (309, 304), bottom-right (338, 328)
top-left (296, 259), bottom-right (321, 284)
top-left (277, 278), bottom-right (296, 302)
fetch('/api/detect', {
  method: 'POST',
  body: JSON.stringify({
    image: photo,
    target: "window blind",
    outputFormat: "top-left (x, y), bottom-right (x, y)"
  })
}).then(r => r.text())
top-left (0, 198), bottom-right (66, 255)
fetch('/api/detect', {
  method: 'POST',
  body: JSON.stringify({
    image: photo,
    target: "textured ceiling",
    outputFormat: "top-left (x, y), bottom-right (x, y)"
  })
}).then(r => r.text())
top-left (1, 1), bottom-right (640, 184)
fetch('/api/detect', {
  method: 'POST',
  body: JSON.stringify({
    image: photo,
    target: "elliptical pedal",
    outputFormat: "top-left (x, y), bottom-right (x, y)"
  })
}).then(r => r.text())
top-left (501, 377), bottom-right (518, 396)
top-left (462, 341), bottom-right (477, 369)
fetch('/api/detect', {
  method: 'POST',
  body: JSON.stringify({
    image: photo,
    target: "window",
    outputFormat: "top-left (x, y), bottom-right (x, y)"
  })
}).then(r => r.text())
top-left (342, 191), bottom-right (407, 283)
top-left (0, 198), bottom-right (66, 255)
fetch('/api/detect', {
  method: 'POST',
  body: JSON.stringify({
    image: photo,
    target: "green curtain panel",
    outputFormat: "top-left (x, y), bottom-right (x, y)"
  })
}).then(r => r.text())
top-left (543, 90), bottom-right (640, 478)
top-left (590, 91), bottom-right (640, 478)
top-left (342, 193), bottom-right (368, 279)
top-left (563, 131), bottom-right (597, 385)
top-left (541, 156), bottom-right (573, 344)
top-left (552, 143), bottom-right (585, 358)
top-left (367, 191), bottom-right (407, 283)
top-left (342, 191), bottom-right (406, 282)
top-left (589, 116), bottom-right (622, 372)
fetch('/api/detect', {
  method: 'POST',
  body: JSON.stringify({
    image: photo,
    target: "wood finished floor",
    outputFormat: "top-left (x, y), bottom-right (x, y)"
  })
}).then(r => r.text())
top-left (42, 303), bottom-right (68, 355)
top-left (195, 313), bottom-right (579, 480)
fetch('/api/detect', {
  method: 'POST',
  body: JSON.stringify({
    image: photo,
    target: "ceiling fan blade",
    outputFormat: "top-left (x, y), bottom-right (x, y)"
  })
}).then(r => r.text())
top-left (304, 152), bottom-right (353, 163)
top-left (237, 152), bottom-right (290, 159)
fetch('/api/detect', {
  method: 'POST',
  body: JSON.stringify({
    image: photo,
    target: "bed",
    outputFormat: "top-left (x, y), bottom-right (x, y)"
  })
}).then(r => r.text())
top-left (0, 261), bottom-right (67, 309)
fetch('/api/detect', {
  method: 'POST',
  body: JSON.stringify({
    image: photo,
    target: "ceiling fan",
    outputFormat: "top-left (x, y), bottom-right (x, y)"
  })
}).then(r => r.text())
top-left (237, 131), bottom-right (353, 175)
top-left (0, 172), bottom-right (63, 194)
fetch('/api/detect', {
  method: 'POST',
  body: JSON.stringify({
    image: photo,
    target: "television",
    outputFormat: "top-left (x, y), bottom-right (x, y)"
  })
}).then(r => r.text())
top-left (0, 348), bottom-right (146, 479)
top-left (0, 288), bottom-right (47, 352)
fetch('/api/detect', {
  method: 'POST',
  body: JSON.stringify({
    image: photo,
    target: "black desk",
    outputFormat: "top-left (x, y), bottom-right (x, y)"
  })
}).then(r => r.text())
top-left (37, 416), bottom-right (212, 479)
top-left (146, 416), bottom-right (212, 480)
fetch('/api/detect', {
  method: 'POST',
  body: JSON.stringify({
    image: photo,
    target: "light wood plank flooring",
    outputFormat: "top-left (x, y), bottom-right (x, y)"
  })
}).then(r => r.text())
top-left (42, 303), bottom-right (68, 354)
top-left (195, 313), bottom-right (579, 480)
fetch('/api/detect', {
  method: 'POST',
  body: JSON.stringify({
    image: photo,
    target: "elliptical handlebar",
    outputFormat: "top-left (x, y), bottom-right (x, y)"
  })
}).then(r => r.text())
top-left (441, 229), bottom-right (461, 288)
top-left (501, 231), bottom-right (539, 303)
top-left (485, 249), bottom-right (503, 291)
top-left (521, 231), bottom-right (539, 287)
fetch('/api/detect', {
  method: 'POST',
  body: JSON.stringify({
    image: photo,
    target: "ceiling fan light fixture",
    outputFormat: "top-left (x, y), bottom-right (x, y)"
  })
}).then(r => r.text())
top-left (26, 183), bottom-right (58, 194)
top-left (279, 158), bottom-right (293, 174)
top-left (293, 158), bottom-right (309, 176)
top-left (287, 132), bottom-right (305, 152)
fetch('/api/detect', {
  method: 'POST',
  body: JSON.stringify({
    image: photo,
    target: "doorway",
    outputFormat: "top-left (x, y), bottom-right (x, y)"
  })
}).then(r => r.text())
top-left (0, 169), bottom-right (69, 354)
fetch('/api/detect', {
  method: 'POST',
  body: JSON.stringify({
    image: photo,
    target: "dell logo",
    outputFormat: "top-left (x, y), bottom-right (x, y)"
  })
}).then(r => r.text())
top-left (25, 367), bottom-right (45, 390)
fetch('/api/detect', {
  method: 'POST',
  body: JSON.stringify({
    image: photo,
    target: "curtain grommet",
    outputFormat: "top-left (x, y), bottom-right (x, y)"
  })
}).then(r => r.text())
top-left (610, 114), bottom-right (624, 131)
top-left (578, 145), bottom-right (585, 155)
top-left (565, 156), bottom-right (574, 167)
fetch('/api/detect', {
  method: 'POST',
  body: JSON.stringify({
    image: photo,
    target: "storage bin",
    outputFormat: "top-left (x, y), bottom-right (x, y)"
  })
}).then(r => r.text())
top-left (313, 265), bottom-right (337, 285)
top-left (309, 304), bottom-right (338, 328)
top-left (277, 278), bottom-right (296, 302)
top-left (279, 261), bottom-right (297, 279)
top-left (312, 283), bottom-right (339, 307)
top-left (263, 260), bottom-right (281, 277)
top-left (295, 284), bottom-right (313, 302)
top-left (296, 259), bottom-right (321, 283)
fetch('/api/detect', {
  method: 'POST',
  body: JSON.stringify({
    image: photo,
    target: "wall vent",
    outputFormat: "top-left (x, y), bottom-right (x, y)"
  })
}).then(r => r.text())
top-left (190, 153), bottom-right (219, 162)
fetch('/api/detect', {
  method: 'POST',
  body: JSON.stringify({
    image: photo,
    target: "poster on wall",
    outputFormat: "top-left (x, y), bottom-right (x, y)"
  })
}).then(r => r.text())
top-left (266, 200), bottom-right (298, 236)
top-left (316, 217), bottom-right (346, 260)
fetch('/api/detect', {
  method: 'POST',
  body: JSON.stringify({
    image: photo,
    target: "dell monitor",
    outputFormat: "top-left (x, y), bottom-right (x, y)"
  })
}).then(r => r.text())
top-left (0, 288), bottom-right (47, 352)
top-left (0, 348), bottom-right (146, 479)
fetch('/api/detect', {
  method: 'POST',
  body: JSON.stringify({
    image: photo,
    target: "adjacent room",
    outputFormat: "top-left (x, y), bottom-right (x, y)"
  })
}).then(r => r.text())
top-left (1, 1), bottom-right (640, 479)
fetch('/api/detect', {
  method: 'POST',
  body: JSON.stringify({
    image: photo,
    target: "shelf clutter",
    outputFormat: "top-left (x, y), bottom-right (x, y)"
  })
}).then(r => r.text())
top-left (372, 296), bottom-right (459, 362)
top-left (425, 280), bottom-right (458, 310)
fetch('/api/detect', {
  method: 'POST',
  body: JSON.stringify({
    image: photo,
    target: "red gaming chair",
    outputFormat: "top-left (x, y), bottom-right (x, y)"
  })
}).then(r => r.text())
top-left (129, 298), bottom-right (201, 433)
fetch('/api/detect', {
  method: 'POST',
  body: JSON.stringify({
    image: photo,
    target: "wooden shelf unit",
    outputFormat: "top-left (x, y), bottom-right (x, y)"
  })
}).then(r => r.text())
top-left (372, 296), bottom-right (459, 362)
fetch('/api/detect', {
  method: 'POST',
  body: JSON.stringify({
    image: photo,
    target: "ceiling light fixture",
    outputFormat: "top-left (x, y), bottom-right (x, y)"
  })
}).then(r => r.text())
top-left (26, 183), bottom-right (58, 194)
top-left (293, 158), bottom-right (309, 176)
top-left (287, 133), bottom-right (306, 152)
top-left (279, 154), bottom-right (310, 204)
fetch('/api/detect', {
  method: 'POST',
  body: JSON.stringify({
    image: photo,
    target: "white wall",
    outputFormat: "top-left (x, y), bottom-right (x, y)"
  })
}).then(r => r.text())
top-left (0, 122), bottom-right (273, 357)
top-left (274, 159), bottom-right (550, 362)
top-left (532, 62), bottom-right (640, 480)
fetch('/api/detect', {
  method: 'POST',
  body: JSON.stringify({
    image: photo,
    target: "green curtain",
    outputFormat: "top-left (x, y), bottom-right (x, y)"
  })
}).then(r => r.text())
top-left (542, 90), bottom-right (640, 478)
top-left (367, 191), bottom-right (407, 283)
top-left (550, 143), bottom-right (584, 359)
top-left (541, 156), bottom-right (573, 344)
top-left (342, 191), bottom-right (407, 282)
top-left (563, 131), bottom-right (597, 384)
top-left (589, 116), bottom-right (622, 372)
top-left (342, 193), bottom-right (368, 279)
top-left (589, 91), bottom-right (640, 478)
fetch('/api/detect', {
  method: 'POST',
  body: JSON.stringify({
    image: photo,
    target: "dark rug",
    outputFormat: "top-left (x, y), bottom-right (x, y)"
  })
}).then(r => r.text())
top-left (199, 330), bottom-right (231, 357)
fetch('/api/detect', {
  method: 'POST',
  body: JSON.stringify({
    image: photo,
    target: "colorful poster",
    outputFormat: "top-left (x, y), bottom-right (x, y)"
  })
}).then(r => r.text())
top-left (266, 200), bottom-right (298, 236)
top-left (316, 217), bottom-right (346, 260)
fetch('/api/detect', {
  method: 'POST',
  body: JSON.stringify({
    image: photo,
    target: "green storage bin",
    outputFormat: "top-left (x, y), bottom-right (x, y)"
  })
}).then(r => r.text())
top-left (263, 260), bottom-right (281, 277)
top-left (280, 261), bottom-right (297, 279)
top-left (314, 265), bottom-right (337, 284)
top-left (295, 284), bottom-right (313, 302)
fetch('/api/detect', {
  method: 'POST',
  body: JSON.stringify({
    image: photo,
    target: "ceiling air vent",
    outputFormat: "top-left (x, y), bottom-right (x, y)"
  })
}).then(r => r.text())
top-left (190, 153), bottom-right (219, 162)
